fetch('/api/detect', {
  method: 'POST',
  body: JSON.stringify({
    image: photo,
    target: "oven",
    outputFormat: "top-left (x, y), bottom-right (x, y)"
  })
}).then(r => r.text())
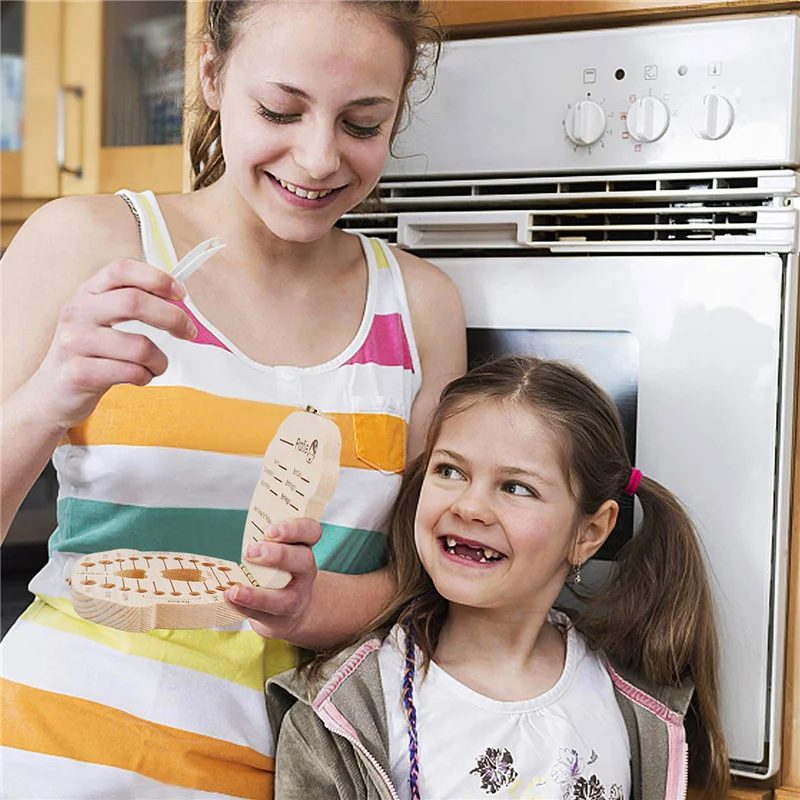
top-left (341, 13), bottom-right (800, 778)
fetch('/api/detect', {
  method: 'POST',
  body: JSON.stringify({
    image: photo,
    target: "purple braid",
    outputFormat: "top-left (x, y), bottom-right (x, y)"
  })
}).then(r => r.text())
top-left (402, 628), bottom-right (421, 800)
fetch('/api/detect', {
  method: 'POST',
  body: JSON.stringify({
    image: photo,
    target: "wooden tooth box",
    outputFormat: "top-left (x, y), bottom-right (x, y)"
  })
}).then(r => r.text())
top-left (70, 550), bottom-right (251, 631)
top-left (69, 407), bottom-right (342, 632)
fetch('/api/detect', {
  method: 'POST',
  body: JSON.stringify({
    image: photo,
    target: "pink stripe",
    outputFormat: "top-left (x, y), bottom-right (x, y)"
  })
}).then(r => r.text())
top-left (313, 639), bottom-right (382, 710)
top-left (606, 664), bottom-right (684, 725)
top-left (172, 300), bottom-right (232, 352)
top-left (665, 722), bottom-right (688, 800)
top-left (345, 313), bottom-right (414, 371)
top-left (606, 664), bottom-right (688, 800)
top-left (315, 698), bottom-right (362, 743)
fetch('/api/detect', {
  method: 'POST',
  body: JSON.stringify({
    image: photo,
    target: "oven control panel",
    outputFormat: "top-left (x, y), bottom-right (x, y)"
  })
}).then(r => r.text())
top-left (387, 14), bottom-right (800, 174)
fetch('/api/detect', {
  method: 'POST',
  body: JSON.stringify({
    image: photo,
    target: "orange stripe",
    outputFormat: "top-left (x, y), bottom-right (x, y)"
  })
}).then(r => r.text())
top-left (64, 385), bottom-right (406, 473)
top-left (0, 679), bottom-right (274, 799)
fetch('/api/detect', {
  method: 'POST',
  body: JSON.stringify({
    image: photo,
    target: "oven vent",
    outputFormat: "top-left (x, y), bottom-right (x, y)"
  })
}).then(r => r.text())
top-left (339, 169), bottom-right (799, 253)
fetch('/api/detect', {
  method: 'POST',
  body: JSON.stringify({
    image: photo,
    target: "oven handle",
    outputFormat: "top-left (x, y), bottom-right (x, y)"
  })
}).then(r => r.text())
top-left (396, 211), bottom-right (531, 249)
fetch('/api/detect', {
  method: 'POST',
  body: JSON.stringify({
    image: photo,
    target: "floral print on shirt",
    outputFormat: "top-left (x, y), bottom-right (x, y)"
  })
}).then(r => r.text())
top-left (467, 745), bottom-right (625, 798)
top-left (469, 747), bottom-right (519, 794)
top-left (551, 748), bottom-right (624, 800)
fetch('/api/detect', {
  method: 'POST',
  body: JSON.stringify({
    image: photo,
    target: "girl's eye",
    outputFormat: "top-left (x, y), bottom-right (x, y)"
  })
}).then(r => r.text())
top-left (504, 481), bottom-right (536, 498)
top-left (257, 105), bottom-right (299, 124)
top-left (343, 120), bottom-right (383, 139)
top-left (433, 463), bottom-right (464, 481)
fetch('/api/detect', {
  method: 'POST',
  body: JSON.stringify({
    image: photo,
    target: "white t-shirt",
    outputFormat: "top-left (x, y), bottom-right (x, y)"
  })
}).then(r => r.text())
top-left (378, 612), bottom-right (631, 800)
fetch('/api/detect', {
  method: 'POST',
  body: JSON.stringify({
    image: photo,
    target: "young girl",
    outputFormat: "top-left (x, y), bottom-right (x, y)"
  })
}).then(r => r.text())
top-left (267, 355), bottom-right (729, 799)
top-left (0, 1), bottom-right (464, 797)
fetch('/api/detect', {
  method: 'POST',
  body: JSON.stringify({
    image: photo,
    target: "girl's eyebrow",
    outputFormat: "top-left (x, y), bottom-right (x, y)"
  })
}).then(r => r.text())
top-left (431, 447), bottom-right (465, 462)
top-left (496, 465), bottom-right (556, 487)
top-left (268, 81), bottom-right (394, 108)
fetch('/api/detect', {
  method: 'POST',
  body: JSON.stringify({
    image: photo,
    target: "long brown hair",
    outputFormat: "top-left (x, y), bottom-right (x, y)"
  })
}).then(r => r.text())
top-left (342, 355), bottom-right (728, 794)
top-left (187, 0), bottom-right (442, 190)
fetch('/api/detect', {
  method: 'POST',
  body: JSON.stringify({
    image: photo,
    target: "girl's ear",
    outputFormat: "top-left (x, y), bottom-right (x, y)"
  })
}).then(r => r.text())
top-left (572, 499), bottom-right (619, 564)
top-left (199, 39), bottom-right (222, 112)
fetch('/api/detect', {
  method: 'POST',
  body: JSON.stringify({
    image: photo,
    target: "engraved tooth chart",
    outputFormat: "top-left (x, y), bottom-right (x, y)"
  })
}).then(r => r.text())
top-left (70, 407), bottom-right (342, 632)
top-left (242, 406), bottom-right (342, 590)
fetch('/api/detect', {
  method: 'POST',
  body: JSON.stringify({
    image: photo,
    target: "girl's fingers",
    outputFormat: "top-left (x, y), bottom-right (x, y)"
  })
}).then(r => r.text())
top-left (244, 540), bottom-right (317, 578)
top-left (84, 258), bottom-right (185, 301)
top-left (64, 355), bottom-right (157, 394)
top-left (225, 525), bottom-right (321, 638)
top-left (261, 518), bottom-right (323, 548)
top-left (64, 286), bottom-right (196, 340)
top-left (61, 327), bottom-right (169, 378)
top-left (227, 583), bottom-right (305, 620)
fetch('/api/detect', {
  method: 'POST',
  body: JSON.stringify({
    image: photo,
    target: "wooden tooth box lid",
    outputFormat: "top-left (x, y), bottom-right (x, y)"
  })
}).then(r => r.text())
top-left (70, 407), bottom-right (342, 632)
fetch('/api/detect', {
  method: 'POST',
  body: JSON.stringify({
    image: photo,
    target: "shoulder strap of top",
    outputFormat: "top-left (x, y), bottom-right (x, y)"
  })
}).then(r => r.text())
top-left (116, 189), bottom-right (178, 274)
top-left (367, 237), bottom-right (423, 381)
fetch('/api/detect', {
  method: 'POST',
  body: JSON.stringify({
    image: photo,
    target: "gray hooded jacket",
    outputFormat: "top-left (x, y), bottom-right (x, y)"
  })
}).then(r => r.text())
top-left (266, 636), bottom-right (695, 800)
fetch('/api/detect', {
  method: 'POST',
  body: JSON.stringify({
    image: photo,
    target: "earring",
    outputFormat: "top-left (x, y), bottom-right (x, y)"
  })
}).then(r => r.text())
top-left (572, 560), bottom-right (582, 585)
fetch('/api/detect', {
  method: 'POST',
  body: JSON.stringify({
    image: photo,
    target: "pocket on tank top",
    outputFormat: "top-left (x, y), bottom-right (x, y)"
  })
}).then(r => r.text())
top-left (350, 396), bottom-right (407, 476)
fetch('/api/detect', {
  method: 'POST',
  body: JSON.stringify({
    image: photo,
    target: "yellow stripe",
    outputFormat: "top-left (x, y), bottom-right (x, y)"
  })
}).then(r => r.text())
top-left (64, 385), bottom-right (406, 473)
top-left (369, 237), bottom-right (390, 269)
top-left (23, 597), bottom-right (298, 689)
top-left (0, 679), bottom-right (274, 799)
top-left (137, 192), bottom-right (175, 273)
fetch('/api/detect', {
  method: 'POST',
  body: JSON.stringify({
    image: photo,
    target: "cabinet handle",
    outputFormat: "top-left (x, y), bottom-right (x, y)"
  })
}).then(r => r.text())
top-left (57, 86), bottom-right (84, 178)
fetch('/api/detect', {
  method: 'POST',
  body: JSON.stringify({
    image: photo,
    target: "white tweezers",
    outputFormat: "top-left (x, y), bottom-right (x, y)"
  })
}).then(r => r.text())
top-left (171, 237), bottom-right (226, 284)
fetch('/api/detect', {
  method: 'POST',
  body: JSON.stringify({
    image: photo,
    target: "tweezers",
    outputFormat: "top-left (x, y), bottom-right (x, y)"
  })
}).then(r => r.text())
top-left (171, 237), bottom-right (226, 284)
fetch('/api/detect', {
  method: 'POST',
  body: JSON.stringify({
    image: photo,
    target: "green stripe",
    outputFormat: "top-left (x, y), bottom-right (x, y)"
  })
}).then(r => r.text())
top-left (52, 498), bottom-right (386, 574)
top-left (312, 523), bottom-right (387, 575)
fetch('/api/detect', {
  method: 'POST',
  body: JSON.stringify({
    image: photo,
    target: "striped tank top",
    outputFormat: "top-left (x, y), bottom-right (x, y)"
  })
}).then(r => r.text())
top-left (0, 189), bottom-right (420, 799)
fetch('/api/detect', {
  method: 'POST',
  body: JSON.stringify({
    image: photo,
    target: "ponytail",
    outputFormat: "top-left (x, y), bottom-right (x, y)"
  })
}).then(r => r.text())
top-left (188, 105), bottom-right (224, 191)
top-left (576, 477), bottom-right (729, 795)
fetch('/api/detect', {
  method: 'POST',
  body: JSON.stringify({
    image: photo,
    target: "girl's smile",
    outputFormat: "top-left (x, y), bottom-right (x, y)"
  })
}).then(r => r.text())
top-left (265, 172), bottom-right (346, 208)
top-left (439, 534), bottom-right (507, 566)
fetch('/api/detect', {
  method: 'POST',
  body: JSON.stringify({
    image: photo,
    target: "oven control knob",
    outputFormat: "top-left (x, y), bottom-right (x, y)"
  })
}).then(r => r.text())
top-left (564, 100), bottom-right (607, 146)
top-left (691, 94), bottom-right (734, 140)
top-left (625, 97), bottom-right (670, 143)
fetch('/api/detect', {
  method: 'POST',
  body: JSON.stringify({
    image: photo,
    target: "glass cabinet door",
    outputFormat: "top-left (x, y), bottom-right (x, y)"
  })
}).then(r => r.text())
top-left (1, 0), bottom-right (25, 248)
top-left (102, 1), bottom-right (186, 148)
top-left (13, 0), bottom-right (198, 202)
top-left (57, 0), bottom-right (188, 197)
top-left (1, 0), bottom-right (25, 153)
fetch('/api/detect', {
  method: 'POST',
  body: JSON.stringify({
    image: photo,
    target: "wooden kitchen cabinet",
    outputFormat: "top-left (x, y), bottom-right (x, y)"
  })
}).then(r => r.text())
top-left (9, 0), bottom-right (189, 197)
top-left (33, 0), bottom-right (186, 196)
top-left (2, 0), bottom-right (193, 247)
top-left (433, 0), bottom-right (800, 36)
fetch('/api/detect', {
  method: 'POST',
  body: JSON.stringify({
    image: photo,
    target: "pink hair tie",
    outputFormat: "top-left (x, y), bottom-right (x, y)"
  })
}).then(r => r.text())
top-left (624, 468), bottom-right (643, 496)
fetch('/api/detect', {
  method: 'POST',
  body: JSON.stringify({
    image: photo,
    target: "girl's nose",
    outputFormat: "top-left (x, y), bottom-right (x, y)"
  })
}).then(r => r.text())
top-left (450, 483), bottom-right (494, 525)
top-left (293, 124), bottom-right (341, 181)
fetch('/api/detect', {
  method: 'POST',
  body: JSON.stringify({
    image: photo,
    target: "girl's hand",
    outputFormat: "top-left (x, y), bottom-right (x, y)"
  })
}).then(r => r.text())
top-left (225, 518), bottom-right (322, 642)
top-left (28, 258), bottom-right (196, 432)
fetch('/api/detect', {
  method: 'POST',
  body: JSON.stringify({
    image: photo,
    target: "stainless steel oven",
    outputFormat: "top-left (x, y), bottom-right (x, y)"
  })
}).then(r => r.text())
top-left (342, 13), bottom-right (800, 778)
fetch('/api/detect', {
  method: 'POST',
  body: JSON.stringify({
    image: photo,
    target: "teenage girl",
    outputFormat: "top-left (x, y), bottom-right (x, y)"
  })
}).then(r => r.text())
top-left (0, 1), bottom-right (465, 796)
top-left (267, 355), bottom-right (729, 799)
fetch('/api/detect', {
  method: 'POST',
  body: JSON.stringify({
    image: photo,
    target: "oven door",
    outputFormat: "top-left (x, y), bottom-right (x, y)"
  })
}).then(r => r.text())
top-left (429, 251), bottom-right (796, 776)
